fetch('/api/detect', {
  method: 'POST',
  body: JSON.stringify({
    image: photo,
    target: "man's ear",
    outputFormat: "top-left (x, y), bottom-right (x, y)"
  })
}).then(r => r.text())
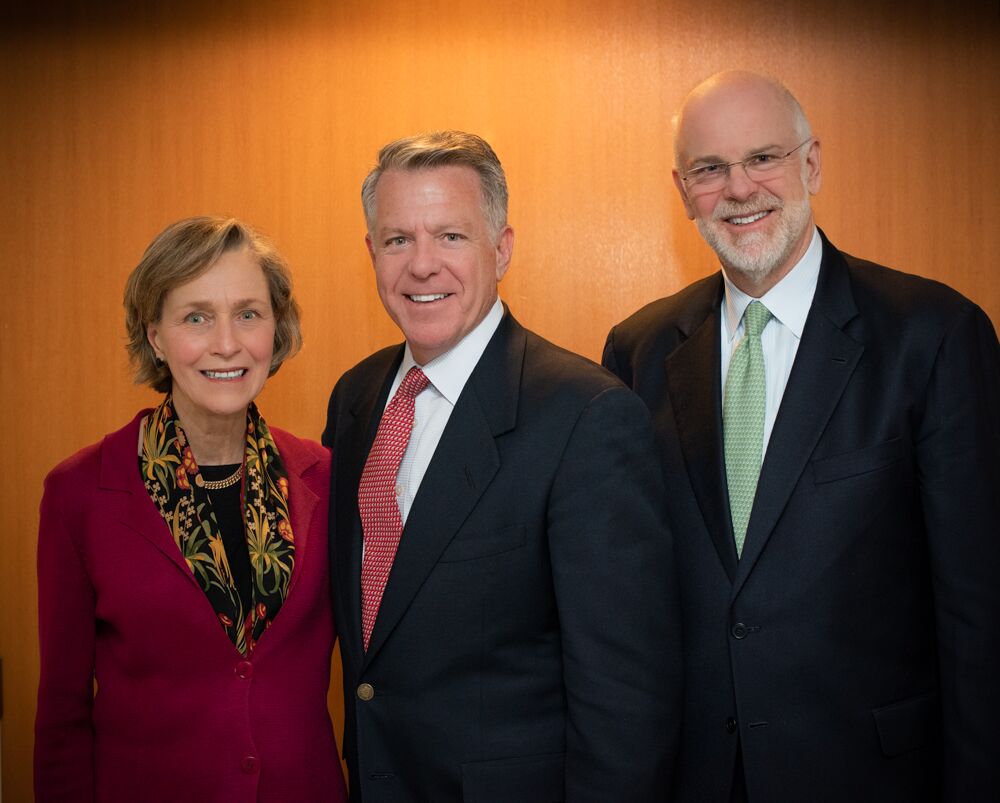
top-left (365, 234), bottom-right (376, 266)
top-left (672, 170), bottom-right (696, 220)
top-left (495, 226), bottom-right (514, 281)
top-left (805, 138), bottom-right (822, 195)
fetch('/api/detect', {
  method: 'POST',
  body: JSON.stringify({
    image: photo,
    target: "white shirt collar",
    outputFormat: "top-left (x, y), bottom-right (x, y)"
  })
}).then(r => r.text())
top-left (722, 227), bottom-right (822, 343)
top-left (396, 298), bottom-right (505, 406)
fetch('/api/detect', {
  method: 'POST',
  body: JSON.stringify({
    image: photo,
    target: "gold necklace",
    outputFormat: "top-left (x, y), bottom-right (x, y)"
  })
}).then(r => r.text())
top-left (200, 464), bottom-right (243, 490)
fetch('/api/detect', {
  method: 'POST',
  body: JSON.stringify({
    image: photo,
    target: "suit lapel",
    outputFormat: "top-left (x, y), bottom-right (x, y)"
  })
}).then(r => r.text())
top-left (664, 278), bottom-right (739, 581)
top-left (362, 314), bottom-right (522, 666)
top-left (337, 350), bottom-right (403, 665)
top-left (733, 238), bottom-right (864, 595)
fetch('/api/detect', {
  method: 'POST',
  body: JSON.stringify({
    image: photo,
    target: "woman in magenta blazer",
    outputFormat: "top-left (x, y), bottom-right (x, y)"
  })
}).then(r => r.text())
top-left (35, 217), bottom-right (347, 802)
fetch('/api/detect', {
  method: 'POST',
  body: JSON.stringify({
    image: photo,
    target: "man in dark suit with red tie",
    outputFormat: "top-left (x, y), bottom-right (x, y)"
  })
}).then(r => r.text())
top-left (603, 71), bottom-right (1000, 802)
top-left (323, 131), bottom-right (681, 803)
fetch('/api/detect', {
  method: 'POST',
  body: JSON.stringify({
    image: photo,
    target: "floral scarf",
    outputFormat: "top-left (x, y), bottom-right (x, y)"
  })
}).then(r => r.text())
top-left (139, 396), bottom-right (295, 655)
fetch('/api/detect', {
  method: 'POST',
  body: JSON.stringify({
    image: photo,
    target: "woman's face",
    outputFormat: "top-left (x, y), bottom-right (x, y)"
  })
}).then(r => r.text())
top-left (147, 248), bottom-right (275, 426)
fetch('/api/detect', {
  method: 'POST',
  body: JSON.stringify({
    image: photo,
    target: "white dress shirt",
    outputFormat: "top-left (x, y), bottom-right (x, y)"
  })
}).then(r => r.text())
top-left (385, 298), bottom-right (504, 524)
top-left (720, 227), bottom-right (822, 455)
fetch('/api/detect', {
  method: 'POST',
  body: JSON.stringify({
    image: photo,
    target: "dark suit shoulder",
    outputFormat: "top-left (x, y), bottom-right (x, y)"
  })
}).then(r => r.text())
top-left (521, 327), bottom-right (629, 403)
top-left (841, 250), bottom-right (983, 330)
top-left (323, 344), bottom-right (403, 447)
top-left (603, 273), bottom-right (722, 385)
top-left (333, 344), bottom-right (403, 398)
top-left (611, 272), bottom-right (721, 348)
top-left (831, 249), bottom-right (999, 374)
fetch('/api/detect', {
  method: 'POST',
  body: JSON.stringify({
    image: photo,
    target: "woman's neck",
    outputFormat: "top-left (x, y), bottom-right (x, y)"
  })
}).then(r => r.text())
top-left (170, 395), bottom-right (247, 465)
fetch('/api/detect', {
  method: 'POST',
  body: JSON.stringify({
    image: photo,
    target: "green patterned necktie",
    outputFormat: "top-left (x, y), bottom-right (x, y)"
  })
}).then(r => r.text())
top-left (724, 300), bottom-right (773, 557)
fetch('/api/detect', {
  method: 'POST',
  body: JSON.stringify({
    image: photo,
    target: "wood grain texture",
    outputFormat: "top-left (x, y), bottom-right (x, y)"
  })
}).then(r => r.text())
top-left (2, 0), bottom-right (997, 797)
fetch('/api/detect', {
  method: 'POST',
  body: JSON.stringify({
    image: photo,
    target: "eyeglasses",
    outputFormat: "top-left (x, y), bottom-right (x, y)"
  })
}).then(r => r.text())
top-left (680, 138), bottom-right (813, 195)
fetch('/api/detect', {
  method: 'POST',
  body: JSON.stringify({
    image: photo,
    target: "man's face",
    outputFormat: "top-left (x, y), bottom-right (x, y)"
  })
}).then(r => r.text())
top-left (672, 78), bottom-right (821, 289)
top-left (367, 166), bottom-right (513, 365)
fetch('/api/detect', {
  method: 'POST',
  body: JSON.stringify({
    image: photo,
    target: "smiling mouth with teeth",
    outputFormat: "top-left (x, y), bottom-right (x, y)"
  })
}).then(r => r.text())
top-left (407, 293), bottom-right (451, 303)
top-left (202, 369), bottom-right (247, 380)
top-left (728, 210), bottom-right (771, 225)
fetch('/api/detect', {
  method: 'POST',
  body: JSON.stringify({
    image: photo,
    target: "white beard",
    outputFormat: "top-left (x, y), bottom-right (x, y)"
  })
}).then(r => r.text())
top-left (696, 191), bottom-right (812, 287)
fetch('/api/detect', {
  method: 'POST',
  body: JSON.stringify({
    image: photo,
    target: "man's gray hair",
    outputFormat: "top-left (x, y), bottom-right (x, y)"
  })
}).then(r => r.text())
top-left (361, 130), bottom-right (508, 237)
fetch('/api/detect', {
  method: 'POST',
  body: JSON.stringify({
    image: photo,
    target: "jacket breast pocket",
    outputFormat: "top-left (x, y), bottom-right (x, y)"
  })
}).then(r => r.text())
top-left (871, 691), bottom-right (940, 757)
top-left (438, 524), bottom-right (527, 563)
top-left (461, 752), bottom-right (564, 802)
top-left (811, 438), bottom-right (905, 485)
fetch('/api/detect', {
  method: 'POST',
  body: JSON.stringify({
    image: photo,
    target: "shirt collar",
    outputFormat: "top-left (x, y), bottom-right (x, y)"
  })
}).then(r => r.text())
top-left (396, 298), bottom-right (504, 406)
top-left (722, 226), bottom-right (822, 343)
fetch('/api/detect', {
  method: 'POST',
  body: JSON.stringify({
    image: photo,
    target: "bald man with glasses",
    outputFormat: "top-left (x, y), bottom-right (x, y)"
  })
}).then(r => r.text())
top-left (603, 70), bottom-right (1000, 802)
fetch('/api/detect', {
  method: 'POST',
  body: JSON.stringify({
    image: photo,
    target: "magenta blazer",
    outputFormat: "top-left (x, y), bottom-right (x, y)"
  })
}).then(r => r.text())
top-left (35, 410), bottom-right (347, 803)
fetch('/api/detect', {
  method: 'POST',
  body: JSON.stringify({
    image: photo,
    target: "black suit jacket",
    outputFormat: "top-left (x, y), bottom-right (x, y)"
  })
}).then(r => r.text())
top-left (602, 232), bottom-right (1000, 803)
top-left (324, 309), bottom-right (681, 803)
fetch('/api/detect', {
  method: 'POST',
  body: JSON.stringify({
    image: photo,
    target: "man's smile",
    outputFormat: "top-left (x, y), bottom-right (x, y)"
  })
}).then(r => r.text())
top-left (727, 210), bottom-right (771, 226)
top-left (406, 293), bottom-right (452, 303)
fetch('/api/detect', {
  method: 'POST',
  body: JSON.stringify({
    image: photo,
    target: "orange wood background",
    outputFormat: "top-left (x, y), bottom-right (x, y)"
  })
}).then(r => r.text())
top-left (1, 0), bottom-right (997, 798)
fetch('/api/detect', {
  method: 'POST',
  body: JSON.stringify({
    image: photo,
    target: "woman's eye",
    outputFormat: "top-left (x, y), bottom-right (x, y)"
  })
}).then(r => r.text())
top-left (186, 313), bottom-right (206, 324)
top-left (239, 310), bottom-right (258, 321)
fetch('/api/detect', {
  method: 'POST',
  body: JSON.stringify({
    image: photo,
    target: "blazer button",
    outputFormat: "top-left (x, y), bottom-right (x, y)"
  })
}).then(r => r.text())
top-left (731, 623), bottom-right (748, 639)
top-left (725, 717), bottom-right (738, 734)
top-left (240, 755), bottom-right (259, 774)
top-left (357, 682), bottom-right (375, 701)
top-left (235, 660), bottom-right (253, 680)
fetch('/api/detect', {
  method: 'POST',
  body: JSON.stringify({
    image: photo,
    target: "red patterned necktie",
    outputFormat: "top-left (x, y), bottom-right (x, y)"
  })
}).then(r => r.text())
top-left (358, 366), bottom-right (430, 651)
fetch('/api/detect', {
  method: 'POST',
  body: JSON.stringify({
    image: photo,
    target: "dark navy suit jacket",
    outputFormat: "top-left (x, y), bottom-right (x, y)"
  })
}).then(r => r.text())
top-left (603, 231), bottom-right (1000, 803)
top-left (325, 309), bottom-right (682, 803)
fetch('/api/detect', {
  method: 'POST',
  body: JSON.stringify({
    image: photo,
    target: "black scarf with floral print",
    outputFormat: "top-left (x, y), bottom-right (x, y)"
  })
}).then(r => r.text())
top-left (139, 396), bottom-right (295, 655)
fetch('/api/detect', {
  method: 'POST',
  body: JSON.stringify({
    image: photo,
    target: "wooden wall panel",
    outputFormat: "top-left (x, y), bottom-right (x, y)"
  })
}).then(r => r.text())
top-left (1, 0), bottom-right (996, 797)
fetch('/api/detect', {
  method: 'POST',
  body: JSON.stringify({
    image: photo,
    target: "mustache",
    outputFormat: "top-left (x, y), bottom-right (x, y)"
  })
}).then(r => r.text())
top-left (711, 194), bottom-right (784, 222)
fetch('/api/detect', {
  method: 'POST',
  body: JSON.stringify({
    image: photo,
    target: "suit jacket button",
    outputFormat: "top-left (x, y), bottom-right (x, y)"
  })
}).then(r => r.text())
top-left (357, 682), bottom-right (375, 701)
top-left (725, 717), bottom-right (738, 734)
top-left (731, 623), bottom-right (748, 639)
top-left (235, 660), bottom-right (253, 679)
top-left (241, 755), bottom-right (259, 774)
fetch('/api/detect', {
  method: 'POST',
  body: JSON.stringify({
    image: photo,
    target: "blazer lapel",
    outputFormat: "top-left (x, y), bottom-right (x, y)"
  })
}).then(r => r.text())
top-left (102, 414), bottom-right (203, 588)
top-left (362, 314), bottom-right (522, 666)
top-left (665, 278), bottom-right (739, 581)
top-left (280, 447), bottom-right (319, 601)
top-left (733, 238), bottom-right (864, 594)
top-left (337, 350), bottom-right (403, 664)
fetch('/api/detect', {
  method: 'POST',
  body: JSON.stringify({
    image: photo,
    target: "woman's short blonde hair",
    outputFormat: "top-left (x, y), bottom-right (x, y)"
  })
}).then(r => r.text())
top-left (124, 216), bottom-right (302, 393)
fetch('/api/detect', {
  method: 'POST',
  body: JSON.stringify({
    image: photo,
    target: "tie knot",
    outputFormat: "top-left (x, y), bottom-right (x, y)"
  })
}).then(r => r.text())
top-left (743, 301), bottom-right (772, 338)
top-left (397, 366), bottom-right (430, 400)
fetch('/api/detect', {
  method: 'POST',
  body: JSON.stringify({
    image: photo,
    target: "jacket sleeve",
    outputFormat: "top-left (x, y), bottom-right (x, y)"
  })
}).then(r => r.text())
top-left (600, 326), bottom-right (630, 385)
top-left (548, 385), bottom-right (681, 802)
top-left (918, 303), bottom-right (1000, 800)
top-left (35, 474), bottom-right (97, 803)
